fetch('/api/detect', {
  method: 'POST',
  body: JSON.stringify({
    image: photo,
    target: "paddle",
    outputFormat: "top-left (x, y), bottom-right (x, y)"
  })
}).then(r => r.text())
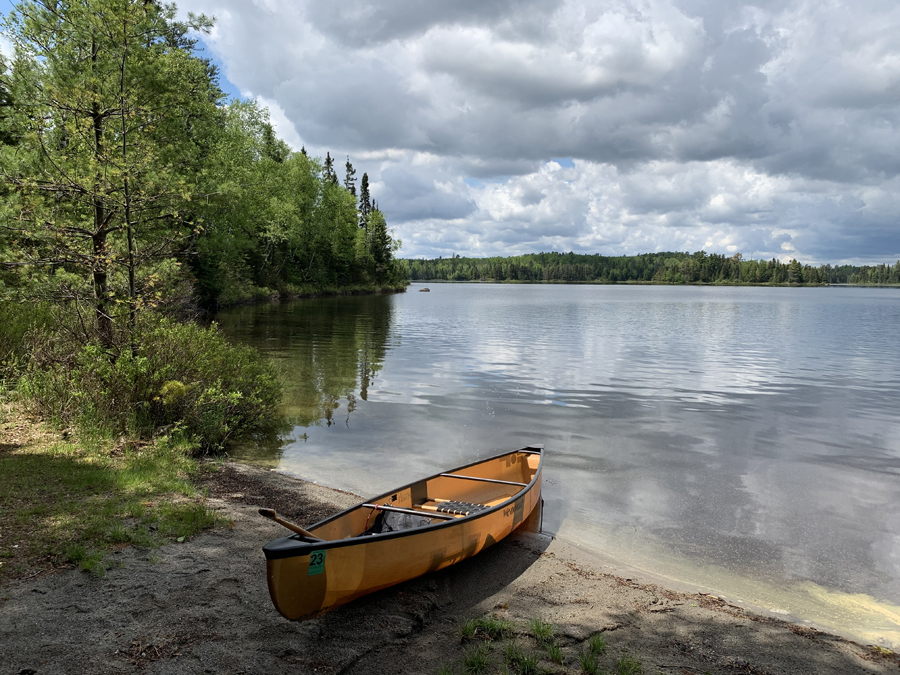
top-left (258, 508), bottom-right (322, 540)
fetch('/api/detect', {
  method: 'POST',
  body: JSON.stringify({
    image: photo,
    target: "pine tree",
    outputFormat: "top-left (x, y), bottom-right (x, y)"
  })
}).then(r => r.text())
top-left (366, 208), bottom-right (393, 279)
top-left (324, 152), bottom-right (337, 184)
top-left (1, 0), bottom-right (219, 341)
top-left (788, 258), bottom-right (803, 284)
top-left (358, 172), bottom-right (371, 231)
top-left (344, 157), bottom-right (357, 197)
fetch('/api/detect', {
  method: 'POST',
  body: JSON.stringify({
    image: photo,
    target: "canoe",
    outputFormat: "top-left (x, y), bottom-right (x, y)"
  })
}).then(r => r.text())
top-left (262, 445), bottom-right (544, 621)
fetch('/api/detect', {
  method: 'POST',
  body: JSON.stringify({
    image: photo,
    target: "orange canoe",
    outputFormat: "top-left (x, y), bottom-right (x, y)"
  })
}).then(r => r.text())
top-left (262, 445), bottom-right (544, 620)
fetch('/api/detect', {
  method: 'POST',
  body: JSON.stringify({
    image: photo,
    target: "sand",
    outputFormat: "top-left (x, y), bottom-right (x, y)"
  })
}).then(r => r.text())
top-left (1, 462), bottom-right (897, 674)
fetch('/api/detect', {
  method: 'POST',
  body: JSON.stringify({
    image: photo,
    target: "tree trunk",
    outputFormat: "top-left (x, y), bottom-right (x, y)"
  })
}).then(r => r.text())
top-left (92, 38), bottom-right (112, 346)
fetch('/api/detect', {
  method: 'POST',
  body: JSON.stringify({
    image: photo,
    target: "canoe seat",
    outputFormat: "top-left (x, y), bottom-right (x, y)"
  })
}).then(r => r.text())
top-left (419, 500), bottom-right (487, 516)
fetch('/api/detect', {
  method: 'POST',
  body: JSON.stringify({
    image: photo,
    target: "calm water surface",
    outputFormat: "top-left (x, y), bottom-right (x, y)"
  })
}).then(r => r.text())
top-left (217, 284), bottom-right (900, 645)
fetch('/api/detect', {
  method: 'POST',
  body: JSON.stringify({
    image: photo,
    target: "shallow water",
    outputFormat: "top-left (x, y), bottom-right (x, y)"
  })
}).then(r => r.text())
top-left (217, 284), bottom-right (900, 645)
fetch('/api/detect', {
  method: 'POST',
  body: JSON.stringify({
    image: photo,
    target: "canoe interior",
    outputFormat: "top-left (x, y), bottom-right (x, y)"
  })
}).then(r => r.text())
top-left (307, 448), bottom-right (541, 541)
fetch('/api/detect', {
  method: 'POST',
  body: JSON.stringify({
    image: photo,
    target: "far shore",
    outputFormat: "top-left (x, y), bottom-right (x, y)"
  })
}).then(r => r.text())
top-left (1, 461), bottom-right (896, 674)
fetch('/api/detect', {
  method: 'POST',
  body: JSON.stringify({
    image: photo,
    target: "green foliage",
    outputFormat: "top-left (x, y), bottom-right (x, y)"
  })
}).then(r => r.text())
top-left (0, 301), bottom-right (53, 381)
top-left (402, 251), bottom-right (900, 286)
top-left (192, 101), bottom-right (403, 309)
top-left (1, 0), bottom-right (403, 331)
top-left (1, 0), bottom-right (221, 337)
top-left (18, 315), bottom-right (280, 450)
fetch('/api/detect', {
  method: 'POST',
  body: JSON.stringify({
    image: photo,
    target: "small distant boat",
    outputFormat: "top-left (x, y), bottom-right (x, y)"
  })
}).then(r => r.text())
top-left (261, 445), bottom-right (544, 620)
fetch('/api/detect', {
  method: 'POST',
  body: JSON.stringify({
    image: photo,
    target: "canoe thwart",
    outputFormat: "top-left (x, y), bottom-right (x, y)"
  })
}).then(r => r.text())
top-left (439, 473), bottom-right (528, 487)
top-left (361, 503), bottom-right (457, 520)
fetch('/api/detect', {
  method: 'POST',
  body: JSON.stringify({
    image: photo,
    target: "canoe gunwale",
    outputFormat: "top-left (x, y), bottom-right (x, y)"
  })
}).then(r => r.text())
top-left (263, 445), bottom-right (543, 561)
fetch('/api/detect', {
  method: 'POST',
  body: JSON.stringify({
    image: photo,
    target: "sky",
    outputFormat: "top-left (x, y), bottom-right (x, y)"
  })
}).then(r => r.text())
top-left (4, 1), bottom-right (900, 263)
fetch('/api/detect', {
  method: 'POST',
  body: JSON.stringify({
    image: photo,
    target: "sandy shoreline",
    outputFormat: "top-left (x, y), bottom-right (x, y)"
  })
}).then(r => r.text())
top-left (1, 462), bottom-right (897, 674)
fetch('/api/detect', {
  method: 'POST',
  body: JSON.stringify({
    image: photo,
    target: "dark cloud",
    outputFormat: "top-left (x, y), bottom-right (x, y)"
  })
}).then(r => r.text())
top-left (304, 0), bottom-right (558, 48)
top-left (377, 166), bottom-right (477, 222)
top-left (181, 0), bottom-right (900, 262)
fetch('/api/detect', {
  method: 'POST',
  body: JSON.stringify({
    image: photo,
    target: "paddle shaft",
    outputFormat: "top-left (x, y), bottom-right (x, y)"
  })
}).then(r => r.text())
top-left (258, 508), bottom-right (322, 540)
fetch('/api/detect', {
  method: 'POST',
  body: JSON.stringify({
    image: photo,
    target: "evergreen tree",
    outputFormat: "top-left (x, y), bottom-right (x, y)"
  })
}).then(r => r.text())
top-left (323, 151), bottom-right (337, 184)
top-left (358, 172), bottom-right (371, 231)
top-left (262, 123), bottom-right (289, 163)
top-left (366, 208), bottom-right (394, 278)
top-left (788, 258), bottom-right (803, 284)
top-left (0, 57), bottom-right (18, 148)
top-left (344, 157), bottom-right (357, 196)
top-left (1, 0), bottom-right (219, 341)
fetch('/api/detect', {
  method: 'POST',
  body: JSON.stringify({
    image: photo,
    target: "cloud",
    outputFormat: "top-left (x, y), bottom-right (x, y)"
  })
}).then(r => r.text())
top-left (177, 0), bottom-right (900, 263)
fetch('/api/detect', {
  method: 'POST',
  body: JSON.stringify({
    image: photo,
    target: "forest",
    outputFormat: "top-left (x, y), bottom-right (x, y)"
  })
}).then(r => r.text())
top-left (402, 251), bottom-right (900, 286)
top-left (0, 0), bottom-right (403, 451)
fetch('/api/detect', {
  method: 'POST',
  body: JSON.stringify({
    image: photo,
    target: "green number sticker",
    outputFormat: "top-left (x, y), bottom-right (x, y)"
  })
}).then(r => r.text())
top-left (308, 550), bottom-right (326, 576)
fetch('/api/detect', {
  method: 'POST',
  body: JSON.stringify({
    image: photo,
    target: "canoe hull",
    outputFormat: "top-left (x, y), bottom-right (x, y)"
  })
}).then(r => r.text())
top-left (263, 446), bottom-right (543, 621)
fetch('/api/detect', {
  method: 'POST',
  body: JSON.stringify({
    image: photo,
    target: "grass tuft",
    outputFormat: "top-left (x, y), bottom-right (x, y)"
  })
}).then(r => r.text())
top-left (616, 653), bottom-right (643, 675)
top-left (516, 652), bottom-right (540, 675)
top-left (529, 618), bottom-right (556, 646)
top-left (588, 633), bottom-right (607, 656)
top-left (460, 614), bottom-right (514, 641)
top-left (462, 644), bottom-right (491, 674)
top-left (504, 641), bottom-right (524, 666)
top-left (580, 650), bottom-right (599, 675)
top-left (545, 642), bottom-right (563, 664)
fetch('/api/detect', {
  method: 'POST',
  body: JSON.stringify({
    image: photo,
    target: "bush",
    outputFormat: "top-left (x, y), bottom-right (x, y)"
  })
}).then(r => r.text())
top-left (0, 301), bottom-right (54, 382)
top-left (19, 314), bottom-right (281, 451)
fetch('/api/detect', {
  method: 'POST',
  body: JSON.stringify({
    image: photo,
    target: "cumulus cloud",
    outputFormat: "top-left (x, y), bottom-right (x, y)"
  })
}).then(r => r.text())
top-left (177, 0), bottom-right (900, 263)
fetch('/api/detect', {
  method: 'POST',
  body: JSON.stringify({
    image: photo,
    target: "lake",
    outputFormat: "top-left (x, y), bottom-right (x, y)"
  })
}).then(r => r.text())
top-left (216, 283), bottom-right (900, 646)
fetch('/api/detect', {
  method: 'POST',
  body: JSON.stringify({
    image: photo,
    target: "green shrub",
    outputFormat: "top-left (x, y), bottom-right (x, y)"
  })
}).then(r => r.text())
top-left (18, 314), bottom-right (281, 451)
top-left (0, 301), bottom-right (54, 382)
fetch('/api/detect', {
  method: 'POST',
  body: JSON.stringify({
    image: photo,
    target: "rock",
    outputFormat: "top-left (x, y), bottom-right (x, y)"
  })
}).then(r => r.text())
top-left (419, 288), bottom-right (430, 292)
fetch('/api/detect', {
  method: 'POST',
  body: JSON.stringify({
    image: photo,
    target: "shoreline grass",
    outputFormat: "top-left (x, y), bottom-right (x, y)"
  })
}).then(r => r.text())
top-left (0, 404), bottom-right (223, 583)
top-left (447, 613), bottom-right (649, 675)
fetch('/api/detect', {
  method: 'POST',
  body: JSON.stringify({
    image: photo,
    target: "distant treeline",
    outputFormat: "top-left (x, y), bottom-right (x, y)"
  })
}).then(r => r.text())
top-left (402, 251), bottom-right (900, 285)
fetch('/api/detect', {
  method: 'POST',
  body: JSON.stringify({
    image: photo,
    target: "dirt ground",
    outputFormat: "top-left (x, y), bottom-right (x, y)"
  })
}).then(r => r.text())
top-left (1, 462), bottom-right (897, 675)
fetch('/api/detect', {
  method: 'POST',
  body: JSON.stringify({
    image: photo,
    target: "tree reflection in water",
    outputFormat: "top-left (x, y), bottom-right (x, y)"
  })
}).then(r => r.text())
top-left (214, 293), bottom-right (395, 463)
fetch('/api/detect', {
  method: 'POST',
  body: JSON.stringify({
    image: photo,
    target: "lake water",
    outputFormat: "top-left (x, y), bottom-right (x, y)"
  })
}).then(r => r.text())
top-left (217, 284), bottom-right (900, 646)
